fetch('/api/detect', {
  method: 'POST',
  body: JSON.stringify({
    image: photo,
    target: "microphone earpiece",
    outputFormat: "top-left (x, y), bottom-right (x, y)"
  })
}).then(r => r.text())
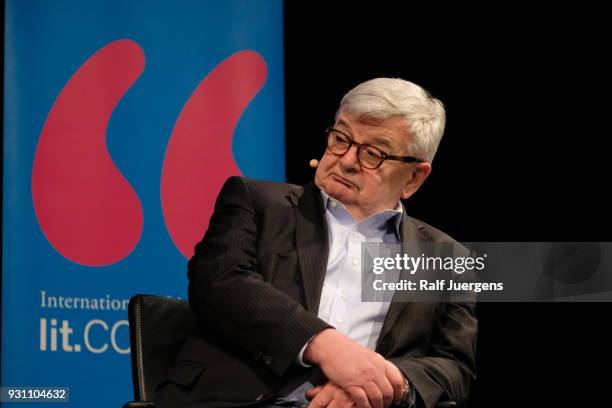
top-left (309, 159), bottom-right (319, 168)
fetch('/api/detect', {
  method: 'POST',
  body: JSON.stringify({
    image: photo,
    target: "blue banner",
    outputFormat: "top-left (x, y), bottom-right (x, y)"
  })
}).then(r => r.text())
top-left (3, 1), bottom-right (284, 406)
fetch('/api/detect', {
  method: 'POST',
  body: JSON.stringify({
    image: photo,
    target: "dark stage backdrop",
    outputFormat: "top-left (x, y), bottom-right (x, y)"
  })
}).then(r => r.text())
top-left (284, 4), bottom-right (610, 408)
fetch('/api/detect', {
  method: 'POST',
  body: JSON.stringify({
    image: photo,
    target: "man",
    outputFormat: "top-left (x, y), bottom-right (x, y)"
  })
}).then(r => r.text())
top-left (155, 78), bottom-right (477, 408)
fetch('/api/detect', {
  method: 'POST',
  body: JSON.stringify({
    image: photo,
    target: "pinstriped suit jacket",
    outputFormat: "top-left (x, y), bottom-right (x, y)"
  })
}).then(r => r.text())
top-left (155, 176), bottom-right (477, 408)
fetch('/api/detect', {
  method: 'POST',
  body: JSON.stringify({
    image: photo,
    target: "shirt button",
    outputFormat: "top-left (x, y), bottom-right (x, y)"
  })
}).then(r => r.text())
top-left (352, 259), bottom-right (359, 267)
top-left (331, 201), bottom-right (337, 208)
top-left (337, 317), bottom-right (344, 324)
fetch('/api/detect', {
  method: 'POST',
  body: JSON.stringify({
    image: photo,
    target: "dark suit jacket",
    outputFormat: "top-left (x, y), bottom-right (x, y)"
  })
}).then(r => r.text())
top-left (155, 176), bottom-right (477, 408)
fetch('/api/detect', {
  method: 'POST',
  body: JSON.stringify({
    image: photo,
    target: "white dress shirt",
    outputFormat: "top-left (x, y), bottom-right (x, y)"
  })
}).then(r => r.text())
top-left (298, 191), bottom-right (402, 363)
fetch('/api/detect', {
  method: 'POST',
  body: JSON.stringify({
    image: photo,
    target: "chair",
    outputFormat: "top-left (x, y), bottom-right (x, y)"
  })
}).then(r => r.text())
top-left (123, 294), bottom-right (196, 408)
top-left (122, 294), bottom-right (458, 408)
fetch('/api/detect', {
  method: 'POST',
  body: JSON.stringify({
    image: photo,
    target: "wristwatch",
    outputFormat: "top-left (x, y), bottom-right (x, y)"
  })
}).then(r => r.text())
top-left (399, 375), bottom-right (413, 406)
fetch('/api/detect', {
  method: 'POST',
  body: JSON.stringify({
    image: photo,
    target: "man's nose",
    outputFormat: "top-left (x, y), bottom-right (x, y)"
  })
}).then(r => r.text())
top-left (338, 145), bottom-right (361, 172)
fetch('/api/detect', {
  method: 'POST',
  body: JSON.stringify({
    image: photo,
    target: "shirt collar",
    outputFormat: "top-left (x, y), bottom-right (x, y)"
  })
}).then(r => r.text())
top-left (319, 190), bottom-right (403, 238)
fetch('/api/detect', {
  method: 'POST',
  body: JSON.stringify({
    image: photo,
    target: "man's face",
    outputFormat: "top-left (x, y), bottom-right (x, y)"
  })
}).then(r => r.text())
top-left (314, 111), bottom-right (431, 220)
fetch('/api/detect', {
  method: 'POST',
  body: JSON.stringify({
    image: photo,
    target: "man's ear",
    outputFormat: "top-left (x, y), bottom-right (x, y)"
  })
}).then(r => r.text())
top-left (400, 163), bottom-right (432, 200)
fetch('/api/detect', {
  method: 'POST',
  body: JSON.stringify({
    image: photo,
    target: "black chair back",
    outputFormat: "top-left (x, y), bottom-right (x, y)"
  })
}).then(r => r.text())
top-left (126, 294), bottom-right (196, 404)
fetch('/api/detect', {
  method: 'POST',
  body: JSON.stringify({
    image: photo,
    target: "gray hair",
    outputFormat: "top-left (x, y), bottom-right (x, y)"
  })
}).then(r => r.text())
top-left (337, 78), bottom-right (446, 162)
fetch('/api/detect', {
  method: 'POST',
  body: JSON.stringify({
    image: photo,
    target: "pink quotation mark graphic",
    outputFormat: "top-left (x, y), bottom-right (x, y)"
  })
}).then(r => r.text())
top-left (161, 50), bottom-right (267, 258)
top-left (32, 40), bottom-right (145, 267)
top-left (32, 40), bottom-right (268, 265)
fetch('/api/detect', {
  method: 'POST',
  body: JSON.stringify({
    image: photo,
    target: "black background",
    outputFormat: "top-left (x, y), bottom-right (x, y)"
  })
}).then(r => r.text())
top-left (285, 3), bottom-right (610, 407)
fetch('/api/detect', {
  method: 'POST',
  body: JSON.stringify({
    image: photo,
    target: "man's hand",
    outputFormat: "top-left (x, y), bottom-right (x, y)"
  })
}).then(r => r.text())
top-left (306, 382), bottom-right (356, 408)
top-left (303, 329), bottom-right (404, 408)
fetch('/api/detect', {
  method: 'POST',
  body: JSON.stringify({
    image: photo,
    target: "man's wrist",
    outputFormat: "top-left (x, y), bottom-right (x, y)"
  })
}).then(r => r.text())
top-left (296, 337), bottom-right (315, 367)
top-left (302, 327), bottom-right (335, 365)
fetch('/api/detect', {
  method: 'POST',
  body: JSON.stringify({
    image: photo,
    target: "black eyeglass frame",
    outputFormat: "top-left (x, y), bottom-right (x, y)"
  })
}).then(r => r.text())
top-left (325, 127), bottom-right (425, 169)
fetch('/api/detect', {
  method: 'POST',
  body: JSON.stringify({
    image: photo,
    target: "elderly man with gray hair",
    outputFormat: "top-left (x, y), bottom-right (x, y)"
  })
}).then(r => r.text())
top-left (156, 78), bottom-right (477, 408)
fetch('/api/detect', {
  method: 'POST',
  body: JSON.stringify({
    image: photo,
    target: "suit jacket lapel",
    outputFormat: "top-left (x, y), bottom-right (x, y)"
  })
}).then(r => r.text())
top-left (288, 183), bottom-right (329, 314)
top-left (379, 208), bottom-right (426, 340)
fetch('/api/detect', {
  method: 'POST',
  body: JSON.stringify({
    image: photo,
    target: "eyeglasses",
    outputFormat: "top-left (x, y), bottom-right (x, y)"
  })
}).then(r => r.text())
top-left (325, 127), bottom-right (424, 170)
